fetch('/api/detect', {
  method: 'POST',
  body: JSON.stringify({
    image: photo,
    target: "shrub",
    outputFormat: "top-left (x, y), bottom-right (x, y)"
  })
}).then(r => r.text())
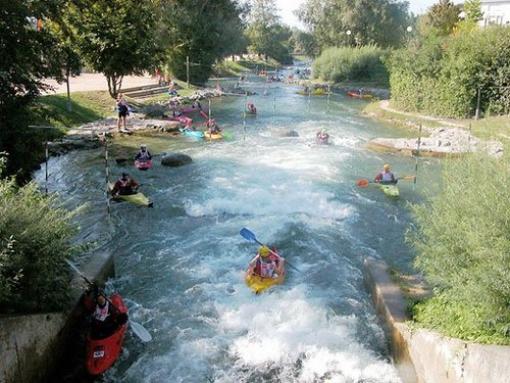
top-left (312, 46), bottom-right (389, 85)
top-left (408, 152), bottom-right (510, 343)
top-left (388, 26), bottom-right (510, 118)
top-left (0, 161), bottom-right (77, 313)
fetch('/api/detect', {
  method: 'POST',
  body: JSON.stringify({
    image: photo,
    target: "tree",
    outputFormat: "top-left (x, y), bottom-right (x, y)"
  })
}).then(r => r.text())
top-left (464, 0), bottom-right (483, 22)
top-left (289, 30), bottom-right (317, 57)
top-left (298, 0), bottom-right (411, 50)
top-left (67, 0), bottom-right (161, 98)
top-left (0, 0), bottom-right (67, 178)
top-left (246, 0), bottom-right (293, 63)
top-left (420, 0), bottom-right (462, 36)
top-left (160, 0), bottom-right (246, 84)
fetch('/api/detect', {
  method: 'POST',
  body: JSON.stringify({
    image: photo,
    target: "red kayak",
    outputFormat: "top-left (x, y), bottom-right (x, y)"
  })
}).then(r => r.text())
top-left (169, 115), bottom-right (193, 126)
top-left (86, 294), bottom-right (128, 375)
top-left (135, 159), bottom-right (152, 171)
top-left (347, 91), bottom-right (373, 100)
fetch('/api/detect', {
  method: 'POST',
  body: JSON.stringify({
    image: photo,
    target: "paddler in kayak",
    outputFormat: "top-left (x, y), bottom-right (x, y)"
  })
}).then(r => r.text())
top-left (247, 102), bottom-right (257, 114)
top-left (375, 164), bottom-right (397, 184)
top-left (248, 246), bottom-right (284, 278)
top-left (134, 144), bottom-right (152, 162)
top-left (316, 129), bottom-right (329, 144)
top-left (206, 118), bottom-right (221, 134)
top-left (83, 286), bottom-right (128, 339)
top-left (111, 173), bottom-right (139, 196)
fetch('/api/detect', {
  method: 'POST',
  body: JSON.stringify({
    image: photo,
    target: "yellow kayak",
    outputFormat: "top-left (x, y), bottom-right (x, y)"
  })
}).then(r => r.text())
top-left (245, 255), bottom-right (286, 294)
top-left (205, 132), bottom-right (223, 140)
top-left (108, 183), bottom-right (152, 207)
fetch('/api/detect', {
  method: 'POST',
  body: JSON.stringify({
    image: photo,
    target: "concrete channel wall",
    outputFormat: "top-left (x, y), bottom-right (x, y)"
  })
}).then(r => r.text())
top-left (0, 251), bottom-right (114, 383)
top-left (363, 257), bottom-right (510, 383)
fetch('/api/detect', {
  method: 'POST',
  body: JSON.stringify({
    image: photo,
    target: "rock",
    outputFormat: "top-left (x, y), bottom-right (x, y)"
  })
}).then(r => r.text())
top-left (161, 153), bottom-right (193, 167)
top-left (271, 129), bottom-right (299, 138)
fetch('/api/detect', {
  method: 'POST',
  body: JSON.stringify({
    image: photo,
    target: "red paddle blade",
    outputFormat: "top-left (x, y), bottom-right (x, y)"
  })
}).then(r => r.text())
top-left (356, 179), bottom-right (370, 188)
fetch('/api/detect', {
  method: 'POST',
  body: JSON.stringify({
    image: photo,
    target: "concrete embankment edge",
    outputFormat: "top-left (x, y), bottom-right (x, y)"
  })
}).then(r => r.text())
top-left (0, 251), bottom-right (114, 383)
top-left (363, 257), bottom-right (510, 383)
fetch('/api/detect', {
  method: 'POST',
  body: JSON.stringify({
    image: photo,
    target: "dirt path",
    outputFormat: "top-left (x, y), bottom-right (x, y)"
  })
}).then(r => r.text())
top-left (379, 100), bottom-right (466, 129)
top-left (43, 73), bottom-right (158, 94)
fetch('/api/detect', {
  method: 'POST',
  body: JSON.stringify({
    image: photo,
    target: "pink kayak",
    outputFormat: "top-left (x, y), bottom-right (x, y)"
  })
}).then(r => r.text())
top-left (170, 115), bottom-right (193, 126)
top-left (135, 160), bottom-right (152, 171)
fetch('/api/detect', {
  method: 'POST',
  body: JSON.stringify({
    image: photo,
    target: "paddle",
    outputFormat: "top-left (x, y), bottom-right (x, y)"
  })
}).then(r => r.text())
top-left (356, 175), bottom-right (416, 188)
top-left (66, 260), bottom-right (152, 343)
top-left (239, 228), bottom-right (300, 272)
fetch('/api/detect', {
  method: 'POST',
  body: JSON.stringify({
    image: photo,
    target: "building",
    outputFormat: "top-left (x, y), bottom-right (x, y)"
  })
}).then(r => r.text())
top-left (480, 0), bottom-right (510, 26)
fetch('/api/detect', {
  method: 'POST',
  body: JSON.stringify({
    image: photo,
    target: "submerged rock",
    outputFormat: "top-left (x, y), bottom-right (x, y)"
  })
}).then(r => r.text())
top-left (161, 153), bottom-right (193, 167)
top-left (271, 129), bottom-right (299, 138)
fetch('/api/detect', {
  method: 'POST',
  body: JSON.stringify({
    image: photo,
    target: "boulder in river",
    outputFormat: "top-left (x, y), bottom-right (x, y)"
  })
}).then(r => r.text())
top-left (161, 153), bottom-right (193, 167)
top-left (271, 129), bottom-right (299, 138)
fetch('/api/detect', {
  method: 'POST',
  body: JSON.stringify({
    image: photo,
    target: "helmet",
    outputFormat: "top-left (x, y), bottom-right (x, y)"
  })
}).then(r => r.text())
top-left (383, 164), bottom-right (390, 171)
top-left (140, 144), bottom-right (147, 149)
top-left (121, 172), bottom-right (129, 179)
top-left (259, 246), bottom-right (271, 258)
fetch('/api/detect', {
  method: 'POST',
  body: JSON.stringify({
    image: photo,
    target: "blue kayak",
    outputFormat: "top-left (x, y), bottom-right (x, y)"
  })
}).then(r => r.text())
top-left (180, 128), bottom-right (204, 139)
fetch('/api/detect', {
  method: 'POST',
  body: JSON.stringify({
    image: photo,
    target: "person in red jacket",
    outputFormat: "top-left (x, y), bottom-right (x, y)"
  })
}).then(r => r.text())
top-left (111, 173), bottom-right (139, 196)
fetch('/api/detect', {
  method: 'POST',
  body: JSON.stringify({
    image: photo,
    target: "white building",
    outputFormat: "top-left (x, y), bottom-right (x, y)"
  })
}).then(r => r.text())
top-left (480, 0), bottom-right (510, 26)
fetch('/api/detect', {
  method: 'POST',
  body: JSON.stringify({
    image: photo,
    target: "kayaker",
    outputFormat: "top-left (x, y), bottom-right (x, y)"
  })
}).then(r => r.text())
top-left (207, 118), bottom-right (221, 134)
top-left (134, 144), bottom-right (152, 162)
top-left (111, 173), bottom-right (139, 196)
top-left (84, 286), bottom-right (128, 339)
top-left (316, 129), bottom-right (329, 143)
top-left (375, 164), bottom-right (397, 184)
top-left (247, 102), bottom-right (257, 114)
top-left (249, 246), bottom-right (283, 279)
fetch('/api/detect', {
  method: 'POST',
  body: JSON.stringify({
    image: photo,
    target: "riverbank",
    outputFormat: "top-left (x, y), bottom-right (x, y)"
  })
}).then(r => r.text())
top-left (364, 100), bottom-right (504, 157)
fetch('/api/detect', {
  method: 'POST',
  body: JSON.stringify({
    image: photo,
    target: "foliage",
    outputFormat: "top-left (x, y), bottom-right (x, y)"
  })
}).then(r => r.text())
top-left (161, 0), bottom-right (246, 85)
top-left (289, 29), bottom-right (317, 57)
top-left (408, 153), bottom-right (510, 344)
top-left (0, 171), bottom-right (77, 312)
top-left (298, 0), bottom-right (411, 50)
top-left (419, 0), bottom-right (462, 37)
top-left (0, 0), bottom-right (70, 180)
top-left (245, 0), bottom-right (293, 64)
top-left (313, 46), bottom-right (389, 85)
top-left (388, 26), bottom-right (510, 118)
top-left (66, 0), bottom-right (162, 98)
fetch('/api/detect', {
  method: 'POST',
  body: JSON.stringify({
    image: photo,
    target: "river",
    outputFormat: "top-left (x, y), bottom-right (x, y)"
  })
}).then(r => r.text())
top-left (36, 72), bottom-right (440, 382)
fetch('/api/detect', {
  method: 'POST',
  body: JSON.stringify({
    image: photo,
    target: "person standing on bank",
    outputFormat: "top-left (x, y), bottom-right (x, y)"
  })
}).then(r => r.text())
top-left (116, 93), bottom-right (130, 132)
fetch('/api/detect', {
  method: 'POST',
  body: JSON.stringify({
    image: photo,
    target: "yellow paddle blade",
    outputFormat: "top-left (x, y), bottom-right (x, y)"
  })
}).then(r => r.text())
top-left (399, 175), bottom-right (416, 181)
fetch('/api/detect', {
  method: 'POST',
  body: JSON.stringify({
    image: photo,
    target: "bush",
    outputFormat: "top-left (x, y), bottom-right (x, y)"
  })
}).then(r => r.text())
top-left (0, 162), bottom-right (77, 313)
top-left (388, 26), bottom-right (510, 118)
top-left (312, 46), bottom-right (389, 85)
top-left (408, 153), bottom-right (510, 344)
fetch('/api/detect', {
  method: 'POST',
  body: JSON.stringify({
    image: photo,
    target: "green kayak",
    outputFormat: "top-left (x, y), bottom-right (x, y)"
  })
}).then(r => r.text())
top-left (109, 183), bottom-right (152, 207)
top-left (378, 184), bottom-right (399, 198)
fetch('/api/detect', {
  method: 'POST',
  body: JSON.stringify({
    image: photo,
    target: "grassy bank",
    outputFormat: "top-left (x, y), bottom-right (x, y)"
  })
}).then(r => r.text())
top-left (37, 91), bottom-right (115, 129)
top-left (213, 58), bottom-right (282, 77)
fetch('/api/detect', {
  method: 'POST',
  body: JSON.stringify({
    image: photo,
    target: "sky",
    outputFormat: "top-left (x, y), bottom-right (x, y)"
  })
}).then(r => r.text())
top-left (276, 0), bottom-right (462, 29)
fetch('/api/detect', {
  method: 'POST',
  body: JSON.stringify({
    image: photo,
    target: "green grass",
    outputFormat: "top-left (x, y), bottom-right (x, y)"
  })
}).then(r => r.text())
top-left (411, 294), bottom-right (510, 345)
top-left (37, 91), bottom-right (115, 129)
top-left (213, 58), bottom-right (282, 77)
top-left (363, 101), bottom-right (440, 132)
top-left (468, 115), bottom-right (510, 140)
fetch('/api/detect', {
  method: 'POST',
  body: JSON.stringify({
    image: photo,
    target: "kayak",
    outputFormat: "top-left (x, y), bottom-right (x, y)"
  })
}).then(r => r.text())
top-left (245, 252), bottom-right (286, 294)
top-left (86, 294), bottom-right (128, 375)
top-left (204, 132), bottom-right (223, 140)
top-left (134, 159), bottom-right (152, 171)
top-left (316, 137), bottom-right (329, 145)
top-left (347, 91), bottom-right (373, 100)
top-left (378, 183), bottom-right (400, 197)
top-left (170, 115), bottom-right (193, 126)
top-left (180, 128), bottom-right (205, 139)
top-left (108, 183), bottom-right (153, 207)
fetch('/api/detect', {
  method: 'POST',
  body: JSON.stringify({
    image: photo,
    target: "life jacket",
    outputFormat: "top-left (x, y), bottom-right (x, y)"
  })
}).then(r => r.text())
top-left (259, 259), bottom-right (276, 278)
top-left (93, 301), bottom-right (110, 322)
top-left (137, 150), bottom-right (151, 161)
top-left (381, 171), bottom-right (395, 182)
